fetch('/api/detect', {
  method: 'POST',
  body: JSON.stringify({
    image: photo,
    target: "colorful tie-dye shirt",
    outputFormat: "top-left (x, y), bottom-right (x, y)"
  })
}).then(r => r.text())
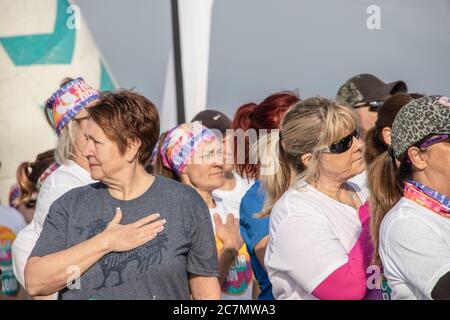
top-left (0, 206), bottom-right (26, 296)
top-left (209, 200), bottom-right (253, 300)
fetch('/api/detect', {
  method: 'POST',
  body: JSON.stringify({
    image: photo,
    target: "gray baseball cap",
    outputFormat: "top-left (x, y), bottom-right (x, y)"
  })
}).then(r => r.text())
top-left (337, 73), bottom-right (407, 108)
top-left (191, 109), bottom-right (231, 135)
top-left (391, 95), bottom-right (450, 159)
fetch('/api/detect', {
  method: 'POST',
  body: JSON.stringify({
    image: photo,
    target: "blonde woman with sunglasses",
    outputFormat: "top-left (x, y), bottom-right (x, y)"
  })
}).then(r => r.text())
top-left (260, 97), bottom-right (376, 300)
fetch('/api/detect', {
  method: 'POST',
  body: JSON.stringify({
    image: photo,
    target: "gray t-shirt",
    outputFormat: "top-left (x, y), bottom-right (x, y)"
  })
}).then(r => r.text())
top-left (30, 176), bottom-right (218, 300)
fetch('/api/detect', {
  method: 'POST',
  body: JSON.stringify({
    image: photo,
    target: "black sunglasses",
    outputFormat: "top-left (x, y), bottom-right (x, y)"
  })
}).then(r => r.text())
top-left (354, 101), bottom-right (384, 112)
top-left (24, 199), bottom-right (37, 209)
top-left (321, 130), bottom-right (360, 154)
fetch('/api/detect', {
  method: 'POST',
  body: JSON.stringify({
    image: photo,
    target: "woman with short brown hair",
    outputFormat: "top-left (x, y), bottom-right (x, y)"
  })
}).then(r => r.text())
top-left (25, 90), bottom-right (220, 300)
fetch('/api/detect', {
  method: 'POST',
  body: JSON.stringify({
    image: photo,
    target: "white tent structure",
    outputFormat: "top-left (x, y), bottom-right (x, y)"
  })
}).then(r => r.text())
top-left (0, 0), bottom-right (116, 204)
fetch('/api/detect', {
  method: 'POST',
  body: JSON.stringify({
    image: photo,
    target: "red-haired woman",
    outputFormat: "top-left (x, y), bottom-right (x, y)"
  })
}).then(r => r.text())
top-left (232, 91), bottom-right (300, 299)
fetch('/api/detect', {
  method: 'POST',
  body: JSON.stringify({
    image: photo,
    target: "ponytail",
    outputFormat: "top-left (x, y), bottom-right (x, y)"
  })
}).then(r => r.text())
top-left (15, 149), bottom-right (56, 206)
top-left (231, 103), bottom-right (258, 178)
top-left (364, 127), bottom-right (388, 166)
top-left (368, 150), bottom-right (411, 266)
top-left (153, 131), bottom-right (179, 181)
top-left (16, 162), bottom-right (34, 204)
top-left (231, 103), bottom-right (257, 133)
top-left (231, 92), bottom-right (299, 180)
top-left (258, 132), bottom-right (292, 217)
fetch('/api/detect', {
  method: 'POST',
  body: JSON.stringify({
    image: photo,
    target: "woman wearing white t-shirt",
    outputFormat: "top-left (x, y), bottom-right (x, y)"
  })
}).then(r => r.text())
top-left (12, 78), bottom-right (99, 299)
top-left (212, 133), bottom-right (253, 220)
top-left (213, 171), bottom-right (252, 219)
top-left (368, 95), bottom-right (450, 300)
top-left (155, 122), bottom-right (254, 300)
top-left (260, 97), bottom-right (374, 300)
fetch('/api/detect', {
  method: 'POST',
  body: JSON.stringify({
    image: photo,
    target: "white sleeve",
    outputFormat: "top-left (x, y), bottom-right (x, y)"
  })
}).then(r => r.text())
top-left (12, 222), bottom-right (59, 300)
top-left (12, 223), bottom-right (38, 287)
top-left (384, 218), bottom-right (450, 299)
top-left (267, 214), bottom-right (349, 293)
top-left (12, 178), bottom-right (72, 290)
top-left (33, 179), bottom-right (72, 233)
top-left (15, 211), bottom-right (27, 231)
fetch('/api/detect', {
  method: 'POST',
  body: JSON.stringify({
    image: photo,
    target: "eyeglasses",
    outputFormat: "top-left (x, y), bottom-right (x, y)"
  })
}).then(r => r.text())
top-left (321, 130), bottom-right (360, 154)
top-left (354, 101), bottom-right (384, 112)
top-left (419, 134), bottom-right (450, 149)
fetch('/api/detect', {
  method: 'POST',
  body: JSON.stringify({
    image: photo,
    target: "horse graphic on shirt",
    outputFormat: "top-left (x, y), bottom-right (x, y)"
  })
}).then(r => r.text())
top-left (82, 219), bottom-right (168, 291)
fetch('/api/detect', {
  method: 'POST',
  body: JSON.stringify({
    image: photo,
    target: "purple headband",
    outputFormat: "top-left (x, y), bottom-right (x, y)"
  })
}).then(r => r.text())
top-left (420, 134), bottom-right (449, 148)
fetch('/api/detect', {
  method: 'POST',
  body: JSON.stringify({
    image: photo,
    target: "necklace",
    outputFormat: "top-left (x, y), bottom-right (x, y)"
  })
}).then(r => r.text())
top-left (317, 183), bottom-right (360, 209)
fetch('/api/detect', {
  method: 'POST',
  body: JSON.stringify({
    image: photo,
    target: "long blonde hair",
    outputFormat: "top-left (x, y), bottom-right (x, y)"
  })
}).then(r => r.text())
top-left (54, 120), bottom-right (80, 165)
top-left (259, 97), bottom-right (359, 217)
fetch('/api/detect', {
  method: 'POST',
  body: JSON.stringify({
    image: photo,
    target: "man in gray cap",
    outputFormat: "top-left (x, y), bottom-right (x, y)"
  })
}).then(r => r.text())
top-left (337, 73), bottom-right (408, 140)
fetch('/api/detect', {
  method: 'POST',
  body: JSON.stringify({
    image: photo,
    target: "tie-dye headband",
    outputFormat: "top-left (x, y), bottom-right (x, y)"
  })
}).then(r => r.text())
top-left (45, 77), bottom-right (100, 135)
top-left (159, 122), bottom-right (216, 175)
top-left (9, 184), bottom-right (20, 207)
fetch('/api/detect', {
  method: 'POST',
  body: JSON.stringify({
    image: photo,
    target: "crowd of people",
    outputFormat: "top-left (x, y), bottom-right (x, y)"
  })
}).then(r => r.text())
top-left (0, 73), bottom-right (449, 300)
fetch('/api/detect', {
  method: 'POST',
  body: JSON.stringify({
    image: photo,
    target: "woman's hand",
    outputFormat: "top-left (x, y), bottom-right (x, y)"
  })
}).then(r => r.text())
top-left (99, 207), bottom-right (166, 253)
top-left (213, 213), bottom-right (243, 253)
top-left (25, 208), bottom-right (166, 297)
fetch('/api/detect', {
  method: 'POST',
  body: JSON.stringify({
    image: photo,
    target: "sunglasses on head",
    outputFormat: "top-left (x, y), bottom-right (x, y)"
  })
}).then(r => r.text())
top-left (405, 134), bottom-right (449, 163)
top-left (321, 130), bottom-right (360, 154)
top-left (354, 100), bottom-right (384, 112)
top-left (419, 134), bottom-right (450, 149)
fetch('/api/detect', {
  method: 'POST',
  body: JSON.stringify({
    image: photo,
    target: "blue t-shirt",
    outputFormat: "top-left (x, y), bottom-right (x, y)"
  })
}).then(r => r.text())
top-left (239, 180), bottom-right (274, 300)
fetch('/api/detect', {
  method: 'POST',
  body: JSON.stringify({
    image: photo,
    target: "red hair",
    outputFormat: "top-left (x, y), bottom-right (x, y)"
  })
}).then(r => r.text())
top-left (230, 91), bottom-right (300, 179)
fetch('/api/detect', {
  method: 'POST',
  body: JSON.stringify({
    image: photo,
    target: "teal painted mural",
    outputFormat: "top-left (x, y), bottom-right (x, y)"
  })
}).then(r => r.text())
top-left (0, 0), bottom-right (76, 66)
top-left (100, 62), bottom-right (115, 91)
